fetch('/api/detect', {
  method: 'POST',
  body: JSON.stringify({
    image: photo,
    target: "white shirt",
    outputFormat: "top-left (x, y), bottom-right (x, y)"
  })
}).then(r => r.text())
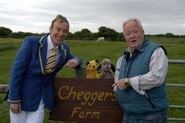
top-left (114, 47), bottom-right (168, 95)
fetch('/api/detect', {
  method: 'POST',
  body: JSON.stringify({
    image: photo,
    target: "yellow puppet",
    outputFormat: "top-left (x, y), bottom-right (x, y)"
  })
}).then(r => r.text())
top-left (86, 60), bottom-right (102, 79)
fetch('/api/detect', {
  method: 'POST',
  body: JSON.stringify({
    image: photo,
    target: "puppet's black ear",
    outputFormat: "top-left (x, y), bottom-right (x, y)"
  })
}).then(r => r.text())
top-left (111, 64), bottom-right (115, 72)
top-left (160, 46), bottom-right (167, 56)
top-left (95, 60), bottom-right (99, 63)
top-left (86, 61), bottom-right (90, 65)
top-left (97, 64), bottom-right (101, 71)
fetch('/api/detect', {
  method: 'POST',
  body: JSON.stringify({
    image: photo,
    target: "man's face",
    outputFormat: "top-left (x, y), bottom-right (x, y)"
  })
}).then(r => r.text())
top-left (123, 21), bottom-right (144, 50)
top-left (50, 21), bottom-right (69, 46)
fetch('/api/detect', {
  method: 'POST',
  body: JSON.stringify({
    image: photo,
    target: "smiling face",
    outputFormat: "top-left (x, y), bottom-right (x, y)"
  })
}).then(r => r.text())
top-left (50, 21), bottom-right (69, 47)
top-left (123, 19), bottom-right (144, 50)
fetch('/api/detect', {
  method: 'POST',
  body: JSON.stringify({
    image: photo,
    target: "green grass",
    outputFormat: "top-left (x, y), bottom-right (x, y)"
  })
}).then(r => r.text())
top-left (0, 37), bottom-right (185, 122)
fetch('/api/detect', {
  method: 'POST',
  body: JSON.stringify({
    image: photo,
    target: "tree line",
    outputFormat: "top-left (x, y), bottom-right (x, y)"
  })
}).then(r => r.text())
top-left (0, 26), bottom-right (184, 41)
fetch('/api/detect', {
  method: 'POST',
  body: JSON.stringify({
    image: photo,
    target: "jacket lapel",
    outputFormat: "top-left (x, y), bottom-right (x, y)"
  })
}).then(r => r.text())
top-left (54, 44), bottom-right (67, 69)
top-left (38, 34), bottom-right (48, 75)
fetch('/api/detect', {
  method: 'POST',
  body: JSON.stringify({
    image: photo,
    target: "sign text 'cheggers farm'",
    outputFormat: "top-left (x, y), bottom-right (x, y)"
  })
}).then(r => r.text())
top-left (49, 78), bottom-right (123, 123)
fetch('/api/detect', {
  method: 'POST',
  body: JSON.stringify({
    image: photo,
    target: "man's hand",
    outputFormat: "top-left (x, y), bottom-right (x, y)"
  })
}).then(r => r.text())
top-left (112, 78), bottom-right (130, 90)
top-left (10, 103), bottom-right (21, 113)
top-left (64, 59), bottom-right (78, 68)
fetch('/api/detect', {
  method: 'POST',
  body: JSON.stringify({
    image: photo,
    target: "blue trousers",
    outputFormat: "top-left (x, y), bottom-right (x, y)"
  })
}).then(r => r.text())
top-left (122, 111), bottom-right (167, 123)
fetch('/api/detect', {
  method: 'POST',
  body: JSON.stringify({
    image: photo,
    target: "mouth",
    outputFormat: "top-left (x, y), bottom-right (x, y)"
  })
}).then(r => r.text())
top-left (57, 37), bottom-right (64, 41)
top-left (131, 40), bottom-right (137, 43)
top-left (104, 67), bottom-right (110, 71)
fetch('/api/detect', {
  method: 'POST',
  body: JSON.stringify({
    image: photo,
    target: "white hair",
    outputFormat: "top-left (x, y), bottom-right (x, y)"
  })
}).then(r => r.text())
top-left (123, 18), bottom-right (143, 31)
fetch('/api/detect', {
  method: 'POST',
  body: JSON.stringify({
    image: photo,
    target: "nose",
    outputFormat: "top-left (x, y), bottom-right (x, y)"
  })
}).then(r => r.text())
top-left (129, 32), bottom-right (135, 38)
top-left (59, 30), bottom-right (64, 36)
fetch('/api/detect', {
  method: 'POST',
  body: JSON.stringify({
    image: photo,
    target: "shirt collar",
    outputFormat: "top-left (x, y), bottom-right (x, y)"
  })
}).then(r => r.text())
top-left (47, 35), bottom-right (59, 50)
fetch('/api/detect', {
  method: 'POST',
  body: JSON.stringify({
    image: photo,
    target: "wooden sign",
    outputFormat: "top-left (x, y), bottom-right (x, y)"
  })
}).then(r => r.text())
top-left (49, 78), bottom-right (123, 123)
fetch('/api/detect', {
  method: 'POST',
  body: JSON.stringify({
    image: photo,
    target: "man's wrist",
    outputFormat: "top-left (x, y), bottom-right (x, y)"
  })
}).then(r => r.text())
top-left (124, 78), bottom-right (130, 87)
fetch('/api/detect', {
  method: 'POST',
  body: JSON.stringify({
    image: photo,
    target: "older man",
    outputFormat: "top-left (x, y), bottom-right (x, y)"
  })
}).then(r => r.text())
top-left (113, 18), bottom-right (168, 123)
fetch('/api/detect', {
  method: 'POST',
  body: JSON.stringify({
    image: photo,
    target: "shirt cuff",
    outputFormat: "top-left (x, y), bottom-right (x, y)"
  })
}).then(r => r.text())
top-left (113, 86), bottom-right (117, 92)
top-left (129, 76), bottom-right (145, 95)
top-left (7, 99), bottom-right (21, 103)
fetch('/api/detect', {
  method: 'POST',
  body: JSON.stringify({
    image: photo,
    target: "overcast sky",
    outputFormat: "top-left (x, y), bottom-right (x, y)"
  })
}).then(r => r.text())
top-left (1, 0), bottom-right (185, 35)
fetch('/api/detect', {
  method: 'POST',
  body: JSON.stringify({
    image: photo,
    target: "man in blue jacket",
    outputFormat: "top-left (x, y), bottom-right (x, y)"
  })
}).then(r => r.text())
top-left (113, 18), bottom-right (168, 123)
top-left (8, 14), bottom-right (82, 123)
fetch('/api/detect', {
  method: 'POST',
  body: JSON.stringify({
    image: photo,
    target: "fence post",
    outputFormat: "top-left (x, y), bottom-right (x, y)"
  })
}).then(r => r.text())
top-left (0, 84), bottom-right (8, 93)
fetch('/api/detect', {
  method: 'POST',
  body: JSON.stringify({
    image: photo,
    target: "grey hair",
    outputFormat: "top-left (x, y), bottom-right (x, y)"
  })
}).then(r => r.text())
top-left (123, 18), bottom-right (143, 31)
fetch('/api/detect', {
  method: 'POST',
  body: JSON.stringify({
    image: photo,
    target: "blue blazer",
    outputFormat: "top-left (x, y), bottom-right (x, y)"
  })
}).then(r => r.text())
top-left (8, 33), bottom-right (82, 111)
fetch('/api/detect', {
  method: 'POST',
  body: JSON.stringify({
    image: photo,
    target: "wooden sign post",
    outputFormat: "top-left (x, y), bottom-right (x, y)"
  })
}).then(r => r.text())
top-left (49, 78), bottom-right (123, 123)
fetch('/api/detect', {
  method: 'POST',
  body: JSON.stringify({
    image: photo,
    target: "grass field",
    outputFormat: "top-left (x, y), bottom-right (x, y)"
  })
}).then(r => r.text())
top-left (0, 36), bottom-right (185, 123)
